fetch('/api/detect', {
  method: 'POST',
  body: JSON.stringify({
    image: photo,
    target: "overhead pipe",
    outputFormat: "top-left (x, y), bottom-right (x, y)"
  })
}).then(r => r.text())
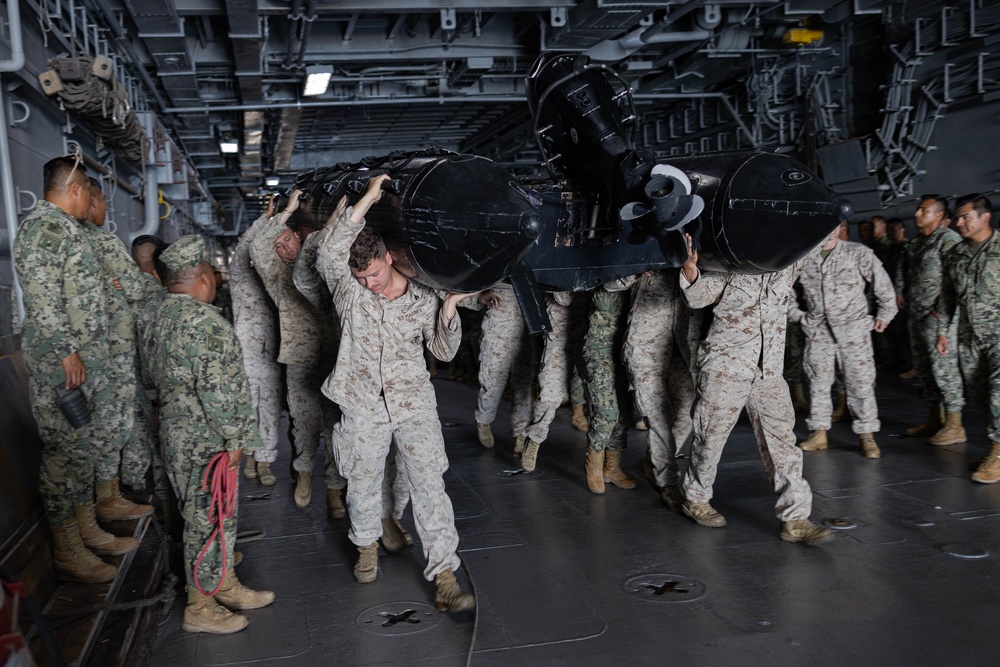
top-left (283, 0), bottom-right (304, 69)
top-left (130, 112), bottom-right (161, 247)
top-left (1, 0), bottom-right (26, 325)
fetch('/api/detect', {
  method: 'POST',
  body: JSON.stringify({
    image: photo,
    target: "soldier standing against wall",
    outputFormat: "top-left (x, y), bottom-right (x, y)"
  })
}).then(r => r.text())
top-left (677, 234), bottom-right (832, 544)
top-left (149, 235), bottom-right (274, 634)
top-left (938, 194), bottom-right (1000, 483)
top-left (315, 175), bottom-right (474, 612)
top-left (899, 196), bottom-right (967, 445)
top-left (791, 226), bottom-right (898, 458)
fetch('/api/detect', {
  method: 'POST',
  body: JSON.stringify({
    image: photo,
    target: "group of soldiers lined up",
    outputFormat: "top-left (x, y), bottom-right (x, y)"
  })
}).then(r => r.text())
top-left (15, 155), bottom-right (1000, 637)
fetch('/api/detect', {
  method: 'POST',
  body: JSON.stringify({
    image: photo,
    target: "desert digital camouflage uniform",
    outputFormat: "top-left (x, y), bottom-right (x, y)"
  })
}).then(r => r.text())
top-left (622, 270), bottom-right (692, 487)
top-left (149, 240), bottom-right (260, 590)
top-left (566, 291), bottom-right (589, 407)
top-left (939, 231), bottom-right (1000, 441)
top-left (679, 262), bottom-right (815, 521)
top-left (523, 292), bottom-right (573, 444)
top-left (316, 203), bottom-right (463, 581)
top-left (790, 241), bottom-right (898, 433)
top-left (251, 213), bottom-right (344, 489)
top-left (583, 286), bottom-right (629, 453)
top-left (474, 283), bottom-right (533, 437)
top-left (14, 200), bottom-right (113, 522)
top-left (231, 215), bottom-right (283, 465)
top-left (897, 226), bottom-right (964, 411)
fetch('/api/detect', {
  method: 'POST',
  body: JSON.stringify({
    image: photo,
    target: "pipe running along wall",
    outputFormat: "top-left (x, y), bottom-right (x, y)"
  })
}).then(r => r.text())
top-left (1, 0), bottom-right (27, 325)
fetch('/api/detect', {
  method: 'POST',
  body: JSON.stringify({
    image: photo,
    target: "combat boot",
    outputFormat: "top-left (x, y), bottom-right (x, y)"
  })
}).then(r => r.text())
top-left (928, 411), bottom-right (967, 446)
top-left (603, 450), bottom-right (636, 489)
top-left (434, 569), bottom-right (475, 612)
top-left (294, 471), bottom-right (313, 509)
top-left (829, 393), bottom-right (849, 422)
top-left (661, 485), bottom-right (684, 512)
top-left (585, 449), bottom-right (605, 494)
top-left (477, 422), bottom-right (494, 448)
top-left (799, 429), bottom-right (828, 451)
top-left (681, 500), bottom-right (727, 528)
top-left (971, 443), bottom-right (1000, 484)
top-left (632, 453), bottom-right (661, 492)
top-left (354, 542), bottom-right (378, 583)
top-left (256, 461), bottom-right (276, 486)
top-left (51, 518), bottom-right (117, 584)
top-left (243, 456), bottom-right (257, 479)
top-left (513, 434), bottom-right (526, 458)
top-left (380, 516), bottom-right (413, 553)
top-left (906, 403), bottom-right (944, 437)
top-left (75, 501), bottom-right (138, 556)
top-left (214, 570), bottom-right (275, 610)
top-left (859, 433), bottom-right (881, 459)
top-left (182, 587), bottom-right (248, 634)
top-left (780, 519), bottom-right (834, 545)
top-left (96, 477), bottom-right (153, 521)
top-left (571, 404), bottom-right (589, 432)
top-left (791, 383), bottom-right (810, 413)
top-left (521, 438), bottom-right (540, 472)
top-left (326, 487), bottom-right (346, 519)
top-left (635, 417), bottom-right (648, 430)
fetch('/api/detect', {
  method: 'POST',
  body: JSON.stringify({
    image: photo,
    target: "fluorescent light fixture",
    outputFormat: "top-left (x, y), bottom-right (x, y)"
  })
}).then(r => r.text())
top-left (303, 65), bottom-right (333, 97)
top-left (265, 175), bottom-right (280, 187)
top-left (219, 136), bottom-right (239, 154)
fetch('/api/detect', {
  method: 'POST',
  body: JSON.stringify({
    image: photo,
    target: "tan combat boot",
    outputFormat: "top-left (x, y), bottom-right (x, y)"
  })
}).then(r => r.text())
top-left (791, 383), bottom-right (810, 413)
top-left (521, 438), bottom-right (540, 472)
top-left (326, 487), bottom-right (346, 519)
top-left (477, 422), bottom-right (494, 448)
top-left (434, 569), bottom-right (475, 612)
top-left (571, 404), bottom-right (589, 432)
top-left (380, 517), bottom-right (413, 553)
top-left (780, 519), bottom-right (834, 545)
top-left (603, 450), bottom-right (636, 489)
top-left (256, 461), bottom-right (276, 486)
top-left (634, 417), bottom-right (648, 430)
top-left (971, 443), bottom-right (1000, 484)
top-left (214, 569), bottom-right (275, 610)
top-left (513, 434), bottom-right (526, 458)
top-left (585, 449), bottom-right (606, 494)
top-left (928, 411), bottom-right (967, 446)
top-left (75, 501), bottom-right (138, 556)
top-left (294, 471), bottom-right (313, 509)
top-left (829, 393), bottom-right (849, 422)
top-left (799, 429), bottom-right (828, 451)
top-left (182, 586), bottom-right (248, 634)
top-left (859, 433), bottom-right (881, 459)
top-left (681, 500), bottom-right (727, 528)
top-left (354, 542), bottom-right (378, 583)
top-left (906, 403), bottom-right (944, 437)
top-left (95, 477), bottom-right (153, 521)
top-left (243, 456), bottom-right (257, 479)
top-left (51, 518), bottom-right (118, 584)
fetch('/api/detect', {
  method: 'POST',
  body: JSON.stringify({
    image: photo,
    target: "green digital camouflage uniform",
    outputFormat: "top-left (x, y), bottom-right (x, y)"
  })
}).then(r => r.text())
top-left (939, 231), bottom-right (1000, 441)
top-left (148, 237), bottom-right (260, 590)
top-left (897, 226), bottom-right (964, 411)
top-left (582, 287), bottom-right (630, 453)
top-left (14, 200), bottom-right (113, 522)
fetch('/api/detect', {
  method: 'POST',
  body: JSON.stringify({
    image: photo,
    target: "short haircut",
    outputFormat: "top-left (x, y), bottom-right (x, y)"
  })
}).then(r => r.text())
top-left (152, 246), bottom-right (169, 282)
top-left (871, 215), bottom-right (886, 223)
top-left (349, 228), bottom-right (387, 272)
top-left (887, 217), bottom-right (904, 226)
top-left (919, 194), bottom-right (948, 213)
top-left (955, 193), bottom-right (992, 216)
top-left (132, 235), bottom-right (166, 252)
top-left (43, 155), bottom-right (88, 194)
top-left (858, 220), bottom-right (873, 227)
top-left (165, 262), bottom-right (210, 287)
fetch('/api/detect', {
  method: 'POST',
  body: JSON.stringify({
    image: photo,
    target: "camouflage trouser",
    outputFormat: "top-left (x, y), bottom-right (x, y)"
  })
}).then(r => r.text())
top-left (784, 320), bottom-right (805, 384)
top-left (286, 363), bottom-right (345, 489)
top-left (474, 309), bottom-right (532, 435)
top-left (381, 441), bottom-right (411, 520)
top-left (583, 344), bottom-right (629, 453)
top-left (245, 352), bottom-right (283, 464)
top-left (120, 383), bottom-right (158, 490)
top-left (29, 362), bottom-right (114, 522)
top-left (332, 401), bottom-right (461, 581)
top-left (668, 352), bottom-right (696, 457)
top-left (910, 314), bottom-right (964, 411)
top-left (94, 352), bottom-right (136, 481)
top-left (957, 335), bottom-right (1000, 442)
top-left (804, 325), bottom-right (880, 433)
top-left (525, 303), bottom-right (570, 444)
top-left (569, 367), bottom-right (585, 406)
top-left (681, 371), bottom-right (813, 521)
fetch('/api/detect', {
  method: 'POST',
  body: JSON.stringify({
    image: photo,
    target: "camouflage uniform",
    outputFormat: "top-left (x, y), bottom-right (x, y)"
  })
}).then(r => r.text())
top-left (679, 263), bottom-right (815, 521)
top-left (14, 201), bottom-right (113, 522)
top-left (474, 283), bottom-right (533, 437)
top-left (230, 215), bottom-right (283, 465)
top-left (316, 204), bottom-right (463, 581)
top-left (567, 292), bottom-right (589, 407)
top-left (583, 287), bottom-right (629, 453)
top-left (939, 232), bottom-right (1000, 440)
top-left (251, 214), bottom-right (343, 489)
top-left (623, 270), bottom-right (691, 487)
top-left (790, 241), bottom-right (898, 433)
top-left (897, 227), bottom-right (964, 411)
top-left (524, 292), bottom-right (573, 444)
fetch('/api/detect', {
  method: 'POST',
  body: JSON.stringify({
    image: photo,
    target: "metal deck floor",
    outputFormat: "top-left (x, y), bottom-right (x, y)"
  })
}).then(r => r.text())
top-left (149, 372), bottom-right (1000, 666)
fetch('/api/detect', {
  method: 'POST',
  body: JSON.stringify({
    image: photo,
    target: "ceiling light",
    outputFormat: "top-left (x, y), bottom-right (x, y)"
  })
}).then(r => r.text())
top-left (265, 175), bottom-right (280, 187)
top-left (303, 65), bottom-right (333, 97)
top-left (219, 133), bottom-right (239, 154)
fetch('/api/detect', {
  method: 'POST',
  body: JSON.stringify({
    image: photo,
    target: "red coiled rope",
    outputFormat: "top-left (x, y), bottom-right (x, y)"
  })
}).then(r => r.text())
top-left (193, 451), bottom-right (238, 596)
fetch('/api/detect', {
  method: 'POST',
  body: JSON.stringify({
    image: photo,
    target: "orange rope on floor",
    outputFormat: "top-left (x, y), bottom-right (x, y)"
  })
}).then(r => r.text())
top-left (193, 451), bottom-right (238, 596)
